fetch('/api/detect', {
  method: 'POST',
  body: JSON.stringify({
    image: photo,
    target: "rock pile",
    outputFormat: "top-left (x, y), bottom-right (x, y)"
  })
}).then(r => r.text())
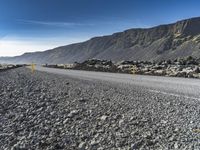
top-left (0, 64), bottom-right (24, 72)
top-left (73, 59), bottom-right (118, 72)
top-left (134, 56), bottom-right (200, 78)
top-left (44, 56), bottom-right (200, 78)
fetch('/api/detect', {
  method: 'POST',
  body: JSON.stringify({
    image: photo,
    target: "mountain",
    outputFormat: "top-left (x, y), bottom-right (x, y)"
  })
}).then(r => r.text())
top-left (1, 17), bottom-right (200, 64)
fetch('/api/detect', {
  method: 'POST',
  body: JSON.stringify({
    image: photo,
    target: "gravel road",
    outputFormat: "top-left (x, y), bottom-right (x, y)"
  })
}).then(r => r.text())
top-left (1, 67), bottom-right (200, 149)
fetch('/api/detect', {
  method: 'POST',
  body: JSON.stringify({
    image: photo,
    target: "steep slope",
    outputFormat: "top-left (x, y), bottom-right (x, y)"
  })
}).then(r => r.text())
top-left (1, 17), bottom-right (200, 64)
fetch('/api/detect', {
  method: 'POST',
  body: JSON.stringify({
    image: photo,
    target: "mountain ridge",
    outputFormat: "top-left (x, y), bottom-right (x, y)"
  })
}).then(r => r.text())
top-left (1, 16), bottom-right (200, 64)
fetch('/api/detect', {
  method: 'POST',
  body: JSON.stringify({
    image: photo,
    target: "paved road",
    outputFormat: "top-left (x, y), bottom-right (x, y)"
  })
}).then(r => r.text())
top-left (35, 66), bottom-right (200, 100)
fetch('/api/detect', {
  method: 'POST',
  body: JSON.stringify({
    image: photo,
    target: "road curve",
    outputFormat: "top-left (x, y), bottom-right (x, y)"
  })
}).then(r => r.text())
top-left (35, 66), bottom-right (200, 100)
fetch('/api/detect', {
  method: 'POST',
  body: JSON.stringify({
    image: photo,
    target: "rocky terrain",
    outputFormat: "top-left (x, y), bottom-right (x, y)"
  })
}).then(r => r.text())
top-left (0, 64), bottom-right (25, 72)
top-left (1, 68), bottom-right (200, 149)
top-left (132, 56), bottom-right (200, 78)
top-left (45, 56), bottom-right (200, 79)
top-left (1, 17), bottom-right (200, 64)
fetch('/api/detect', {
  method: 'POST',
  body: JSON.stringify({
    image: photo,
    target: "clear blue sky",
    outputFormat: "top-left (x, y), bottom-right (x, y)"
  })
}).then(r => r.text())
top-left (0, 0), bottom-right (200, 56)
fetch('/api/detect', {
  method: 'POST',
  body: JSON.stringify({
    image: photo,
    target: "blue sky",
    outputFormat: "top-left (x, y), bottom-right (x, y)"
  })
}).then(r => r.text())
top-left (0, 0), bottom-right (200, 56)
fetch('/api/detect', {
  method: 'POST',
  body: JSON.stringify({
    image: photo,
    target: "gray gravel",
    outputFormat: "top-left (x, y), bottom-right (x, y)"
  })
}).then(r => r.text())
top-left (0, 68), bottom-right (200, 150)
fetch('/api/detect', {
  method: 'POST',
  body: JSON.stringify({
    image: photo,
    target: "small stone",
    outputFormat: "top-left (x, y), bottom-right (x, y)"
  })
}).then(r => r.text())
top-left (68, 110), bottom-right (79, 118)
top-left (169, 135), bottom-right (175, 142)
top-left (50, 111), bottom-right (56, 116)
top-left (130, 116), bottom-right (137, 121)
top-left (174, 127), bottom-right (179, 132)
top-left (90, 139), bottom-right (98, 146)
top-left (146, 139), bottom-right (155, 146)
top-left (63, 118), bottom-right (69, 124)
top-left (79, 98), bottom-right (88, 102)
top-left (161, 120), bottom-right (167, 124)
top-left (119, 119), bottom-right (124, 127)
top-left (142, 131), bottom-right (152, 139)
top-left (100, 115), bottom-right (108, 121)
top-left (78, 142), bottom-right (86, 149)
top-left (174, 142), bottom-right (179, 149)
top-left (131, 140), bottom-right (143, 149)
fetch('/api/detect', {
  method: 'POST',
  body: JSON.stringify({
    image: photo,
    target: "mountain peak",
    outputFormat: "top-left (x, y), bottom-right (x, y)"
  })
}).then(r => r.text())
top-left (174, 17), bottom-right (200, 35)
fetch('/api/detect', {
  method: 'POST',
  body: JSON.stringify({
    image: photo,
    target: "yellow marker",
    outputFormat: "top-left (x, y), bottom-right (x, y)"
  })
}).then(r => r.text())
top-left (31, 63), bottom-right (35, 73)
top-left (131, 65), bottom-right (137, 75)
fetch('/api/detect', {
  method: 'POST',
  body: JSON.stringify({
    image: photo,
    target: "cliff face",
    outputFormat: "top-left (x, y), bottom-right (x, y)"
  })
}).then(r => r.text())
top-left (1, 17), bottom-right (200, 64)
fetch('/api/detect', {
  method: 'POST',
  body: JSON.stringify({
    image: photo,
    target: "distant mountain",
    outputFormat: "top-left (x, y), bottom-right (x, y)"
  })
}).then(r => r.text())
top-left (1, 17), bottom-right (200, 64)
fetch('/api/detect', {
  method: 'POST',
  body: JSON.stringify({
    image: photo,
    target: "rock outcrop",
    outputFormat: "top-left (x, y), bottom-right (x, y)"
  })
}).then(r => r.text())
top-left (45, 56), bottom-right (200, 78)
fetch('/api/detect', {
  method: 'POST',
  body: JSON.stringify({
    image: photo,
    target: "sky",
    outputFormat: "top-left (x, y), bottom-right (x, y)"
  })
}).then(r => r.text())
top-left (0, 0), bottom-right (200, 56)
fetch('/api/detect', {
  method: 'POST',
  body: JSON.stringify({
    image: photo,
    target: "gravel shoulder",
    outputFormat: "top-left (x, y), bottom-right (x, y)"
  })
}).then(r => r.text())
top-left (0, 68), bottom-right (200, 150)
